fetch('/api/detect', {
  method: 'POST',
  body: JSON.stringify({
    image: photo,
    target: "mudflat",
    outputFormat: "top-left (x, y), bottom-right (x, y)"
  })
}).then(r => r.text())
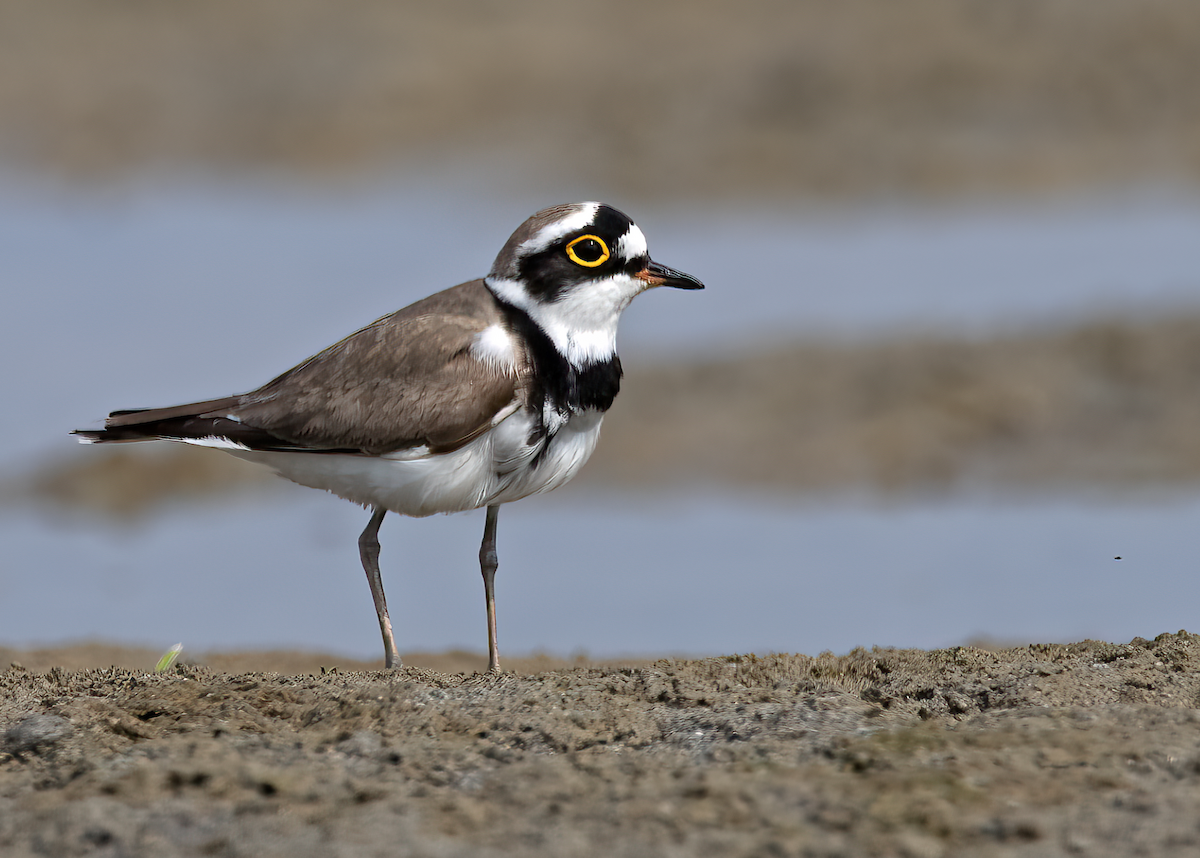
top-left (3, 634), bottom-right (1199, 856)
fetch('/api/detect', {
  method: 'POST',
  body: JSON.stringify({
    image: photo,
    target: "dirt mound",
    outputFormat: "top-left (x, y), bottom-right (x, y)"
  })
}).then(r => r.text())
top-left (3, 633), bottom-right (1198, 856)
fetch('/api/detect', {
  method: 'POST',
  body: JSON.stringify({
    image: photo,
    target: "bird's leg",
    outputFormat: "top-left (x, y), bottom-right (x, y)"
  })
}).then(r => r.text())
top-left (358, 507), bottom-right (401, 669)
top-left (479, 504), bottom-right (502, 673)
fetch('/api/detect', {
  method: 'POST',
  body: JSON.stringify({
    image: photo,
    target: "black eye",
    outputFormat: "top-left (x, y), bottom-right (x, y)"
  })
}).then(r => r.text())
top-left (565, 234), bottom-right (610, 267)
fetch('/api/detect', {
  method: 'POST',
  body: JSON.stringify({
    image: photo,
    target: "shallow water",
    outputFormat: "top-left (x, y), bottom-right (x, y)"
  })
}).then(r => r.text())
top-left (3, 178), bottom-right (1199, 657)
top-left (2, 486), bottom-right (1196, 659)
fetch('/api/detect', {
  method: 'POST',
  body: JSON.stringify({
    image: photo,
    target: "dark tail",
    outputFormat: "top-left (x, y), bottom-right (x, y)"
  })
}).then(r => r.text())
top-left (73, 396), bottom-right (341, 453)
top-left (73, 396), bottom-right (250, 445)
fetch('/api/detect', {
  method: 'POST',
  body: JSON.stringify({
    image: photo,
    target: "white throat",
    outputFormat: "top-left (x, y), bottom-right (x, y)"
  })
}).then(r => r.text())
top-left (486, 272), bottom-right (647, 366)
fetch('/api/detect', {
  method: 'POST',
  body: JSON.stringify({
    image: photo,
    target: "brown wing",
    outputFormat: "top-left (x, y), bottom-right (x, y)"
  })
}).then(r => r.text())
top-left (231, 281), bottom-right (518, 455)
top-left (77, 281), bottom-right (521, 455)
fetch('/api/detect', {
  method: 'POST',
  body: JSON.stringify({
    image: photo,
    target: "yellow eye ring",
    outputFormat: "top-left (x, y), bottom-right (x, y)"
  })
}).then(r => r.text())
top-left (565, 234), bottom-right (610, 267)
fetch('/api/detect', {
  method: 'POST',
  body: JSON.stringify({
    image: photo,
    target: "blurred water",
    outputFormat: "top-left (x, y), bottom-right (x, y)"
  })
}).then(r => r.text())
top-left (3, 177), bottom-right (1199, 656)
top-left (2, 486), bottom-right (1196, 658)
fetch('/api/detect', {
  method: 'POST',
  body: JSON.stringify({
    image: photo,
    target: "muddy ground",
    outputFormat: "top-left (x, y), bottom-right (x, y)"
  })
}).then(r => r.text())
top-left (2, 635), bottom-right (1199, 857)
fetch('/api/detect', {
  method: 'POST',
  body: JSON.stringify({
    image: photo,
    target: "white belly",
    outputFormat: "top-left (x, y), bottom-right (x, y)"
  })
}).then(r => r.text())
top-left (218, 408), bottom-right (604, 517)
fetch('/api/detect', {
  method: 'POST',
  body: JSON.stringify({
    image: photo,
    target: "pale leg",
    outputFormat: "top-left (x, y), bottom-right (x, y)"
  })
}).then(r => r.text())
top-left (359, 507), bottom-right (401, 669)
top-left (479, 504), bottom-right (502, 673)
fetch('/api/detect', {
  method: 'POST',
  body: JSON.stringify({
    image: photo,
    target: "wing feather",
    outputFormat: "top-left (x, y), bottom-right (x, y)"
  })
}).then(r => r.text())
top-left (75, 281), bottom-right (522, 456)
top-left (235, 308), bottom-right (517, 454)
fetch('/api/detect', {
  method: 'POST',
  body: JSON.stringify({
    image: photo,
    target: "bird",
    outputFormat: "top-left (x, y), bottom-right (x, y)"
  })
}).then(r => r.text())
top-left (74, 202), bottom-right (703, 672)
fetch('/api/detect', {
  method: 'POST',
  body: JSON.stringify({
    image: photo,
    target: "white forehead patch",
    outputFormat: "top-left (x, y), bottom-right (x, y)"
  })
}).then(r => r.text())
top-left (616, 224), bottom-right (648, 261)
top-left (519, 202), bottom-right (601, 256)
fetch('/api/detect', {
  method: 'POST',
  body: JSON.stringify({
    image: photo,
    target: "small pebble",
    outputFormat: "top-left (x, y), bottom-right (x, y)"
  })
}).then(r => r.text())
top-left (4, 714), bottom-right (74, 753)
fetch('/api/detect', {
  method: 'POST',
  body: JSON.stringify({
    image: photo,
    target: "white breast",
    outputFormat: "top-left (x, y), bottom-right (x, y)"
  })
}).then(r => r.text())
top-left (221, 407), bottom-right (604, 518)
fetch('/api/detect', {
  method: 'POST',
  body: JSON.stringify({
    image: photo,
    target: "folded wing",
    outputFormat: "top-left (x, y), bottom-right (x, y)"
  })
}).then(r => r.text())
top-left (75, 282), bottom-right (520, 456)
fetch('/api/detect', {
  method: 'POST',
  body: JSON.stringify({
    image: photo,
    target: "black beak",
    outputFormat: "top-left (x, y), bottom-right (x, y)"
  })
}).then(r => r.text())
top-left (635, 258), bottom-right (705, 290)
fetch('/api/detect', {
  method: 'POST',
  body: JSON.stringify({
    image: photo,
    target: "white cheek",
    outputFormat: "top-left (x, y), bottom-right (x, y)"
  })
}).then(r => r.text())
top-left (552, 273), bottom-right (644, 328)
top-left (485, 270), bottom-right (646, 367)
top-left (537, 273), bottom-right (646, 364)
